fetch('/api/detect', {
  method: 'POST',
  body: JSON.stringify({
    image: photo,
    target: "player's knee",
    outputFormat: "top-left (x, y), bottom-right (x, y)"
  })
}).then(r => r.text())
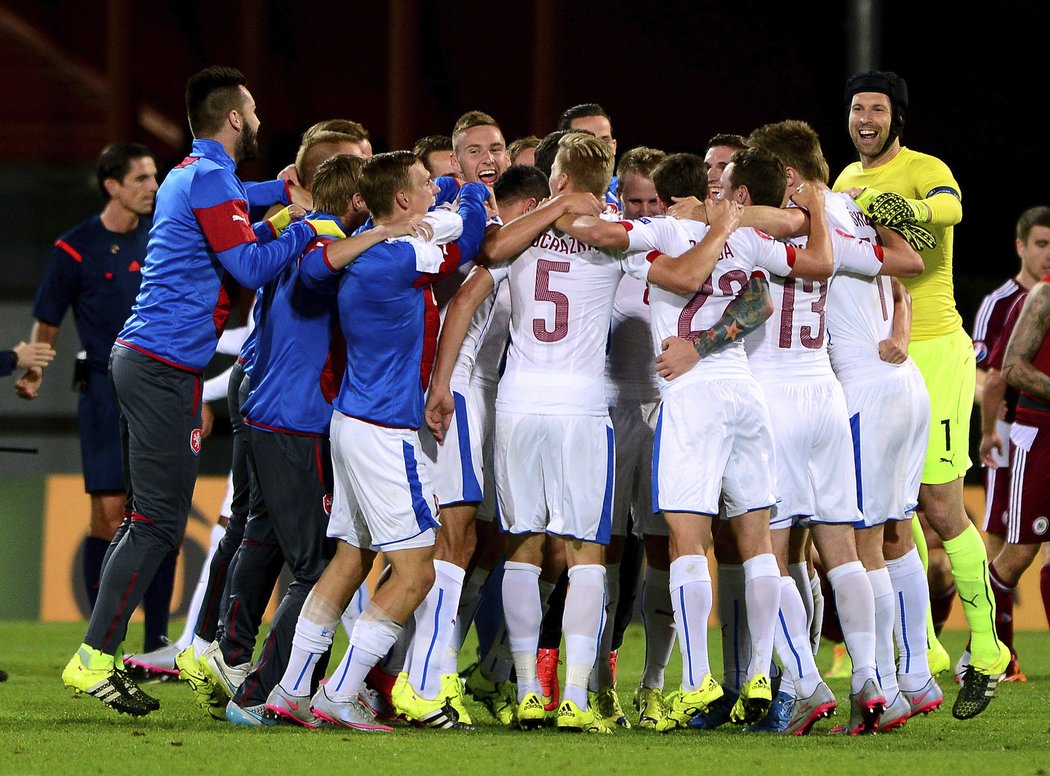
top-left (410, 562), bottom-right (437, 599)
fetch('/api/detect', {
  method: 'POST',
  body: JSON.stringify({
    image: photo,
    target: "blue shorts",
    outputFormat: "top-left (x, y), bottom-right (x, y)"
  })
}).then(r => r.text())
top-left (78, 369), bottom-right (125, 493)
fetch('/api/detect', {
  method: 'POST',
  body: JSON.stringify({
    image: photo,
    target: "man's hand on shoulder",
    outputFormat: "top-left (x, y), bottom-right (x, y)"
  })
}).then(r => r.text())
top-left (668, 196), bottom-right (707, 222)
top-left (555, 192), bottom-right (603, 217)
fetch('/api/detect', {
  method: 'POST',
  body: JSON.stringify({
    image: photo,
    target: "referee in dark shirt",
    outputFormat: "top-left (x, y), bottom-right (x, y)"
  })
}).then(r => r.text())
top-left (16, 143), bottom-right (179, 653)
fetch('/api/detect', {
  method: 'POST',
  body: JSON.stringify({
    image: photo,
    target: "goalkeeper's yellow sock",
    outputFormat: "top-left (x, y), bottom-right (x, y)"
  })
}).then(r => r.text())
top-left (943, 524), bottom-right (1006, 670)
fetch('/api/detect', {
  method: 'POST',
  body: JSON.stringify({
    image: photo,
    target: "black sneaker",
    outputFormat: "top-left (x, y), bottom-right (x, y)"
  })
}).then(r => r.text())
top-left (953, 665), bottom-right (1001, 720)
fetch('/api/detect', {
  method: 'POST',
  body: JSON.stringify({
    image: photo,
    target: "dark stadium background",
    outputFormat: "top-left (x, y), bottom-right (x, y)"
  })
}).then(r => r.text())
top-left (1, 0), bottom-right (1046, 477)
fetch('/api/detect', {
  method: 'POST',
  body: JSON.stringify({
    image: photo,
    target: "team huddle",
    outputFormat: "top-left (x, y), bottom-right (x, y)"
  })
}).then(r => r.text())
top-left (43, 64), bottom-right (1050, 737)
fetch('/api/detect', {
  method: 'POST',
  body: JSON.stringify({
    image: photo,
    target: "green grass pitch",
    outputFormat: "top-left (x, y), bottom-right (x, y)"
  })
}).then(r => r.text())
top-left (0, 622), bottom-right (1046, 776)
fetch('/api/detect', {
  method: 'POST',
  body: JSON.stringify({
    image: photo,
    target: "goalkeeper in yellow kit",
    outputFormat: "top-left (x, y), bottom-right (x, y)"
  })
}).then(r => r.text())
top-left (833, 71), bottom-right (1010, 720)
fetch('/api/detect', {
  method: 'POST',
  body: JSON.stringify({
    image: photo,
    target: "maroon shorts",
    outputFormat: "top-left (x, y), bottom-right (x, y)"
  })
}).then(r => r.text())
top-left (1006, 422), bottom-right (1050, 544)
top-left (981, 465), bottom-right (1010, 537)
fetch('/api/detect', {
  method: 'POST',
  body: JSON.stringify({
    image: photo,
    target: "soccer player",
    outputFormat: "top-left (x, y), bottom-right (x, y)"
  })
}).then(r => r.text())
top-left (977, 270), bottom-right (1050, 695)
top-left (998, 271), bottom-right (1050, 587)
top-left (971, 206), bottom-right (1050, 680)
top-left (508, 135), bottom-right (541, 166)
top-left (414, 134), bottom-right (455, 178)
top-left (302, 118), bottom-right (373, 158)
top-left (172, 124), bottom-right (372, 708)
top-left (558, 103), bottom-right (620, 209)
top-left (558, 147), bottom-right (834, 731)
top-left (704, 133), bottom-right (748, 198)
top-left (450, 111), bottom-right (510, 188)
top-left (492, 134), bottom-right (627, 733)
top-left (265, 152), bottom-right (489, 731)
top-left (595, 146), bottom-right (669, 729)
top-left (425, 166), bottom-right (602, 726)
top-left (206, 154), bottom-right (425, 726)
top-left (745, 120), bottom-right (935, 733)
top-left (409, 164), bottom-right (600, 720)
top-left (833, 70), bottom-right (1011, 718)
top-left (17, 143), bottom-right (180, 654)
top-left (428, 135), bottom-right (638, 732)
top-left (60, 66), bottom-right (322, 716)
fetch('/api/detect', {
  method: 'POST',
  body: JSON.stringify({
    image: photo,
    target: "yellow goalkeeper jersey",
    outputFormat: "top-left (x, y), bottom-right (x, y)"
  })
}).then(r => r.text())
top-left (833, 147), bottom-right (962, 340)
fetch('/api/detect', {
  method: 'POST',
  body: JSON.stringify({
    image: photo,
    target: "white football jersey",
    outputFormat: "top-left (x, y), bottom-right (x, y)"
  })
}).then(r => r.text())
top-left (605, 272), bottom-right (660, 404)
top-left (623, 216), bottom-right (793, 392)
top-left (450, 273), bottom-right (511, 389)
top-left (745, 204), bottom-right (833, 380)
top-left (496, 225), bottom-right (628, 415)
top-left (822, 191), bottom-right (902, 381)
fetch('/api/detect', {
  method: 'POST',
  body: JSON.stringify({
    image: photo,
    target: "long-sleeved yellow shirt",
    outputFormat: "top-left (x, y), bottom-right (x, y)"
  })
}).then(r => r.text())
top-left (833, 147), bottom-right (962, 340)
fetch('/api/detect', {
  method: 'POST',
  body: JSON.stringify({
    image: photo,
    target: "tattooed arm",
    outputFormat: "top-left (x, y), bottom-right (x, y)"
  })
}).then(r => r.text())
top-left (656, 274), bottom-right (774, 381)
top-left (1002, 281), bottom-right (1050, 401)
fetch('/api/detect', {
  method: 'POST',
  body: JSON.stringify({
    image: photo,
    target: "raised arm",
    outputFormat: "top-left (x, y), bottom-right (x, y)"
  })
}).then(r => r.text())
top-left (854, 156), bottom-right (962, 230)
top-left (481, 192), bottom-right (601, 264)
top-left (872, 225), bottom-right (924, 277)
top-left (322, 219), bottom-right (430, 272)
top-left (646, 198), bottom-right (741, 294)
top-left (554, 210), bottom-right (630, 252)
top-left (780, 184), bottom-right (832, 280)
top-left (740, 205), bottom-right (808, 239)
top-left (194, 170), bottom-right (318, 289)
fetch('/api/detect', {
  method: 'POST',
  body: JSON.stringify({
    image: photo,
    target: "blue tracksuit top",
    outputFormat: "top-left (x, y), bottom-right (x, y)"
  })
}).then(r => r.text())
top-left (242, 212), bottom-right (343, 436)
top-left (300, 182), bottom-right (489, 430)
top-left (116, 138), bottom-right (316, 373)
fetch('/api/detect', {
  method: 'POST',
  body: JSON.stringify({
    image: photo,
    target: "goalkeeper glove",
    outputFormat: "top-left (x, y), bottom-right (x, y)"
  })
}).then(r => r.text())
top-left (889, 222), bottom-right (937, 252)
top-left (855, 188), bottom-right (930, 227)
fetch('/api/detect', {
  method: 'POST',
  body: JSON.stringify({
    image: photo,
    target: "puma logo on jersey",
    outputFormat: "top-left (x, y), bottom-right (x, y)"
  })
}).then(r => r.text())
top-left (959, 593), bottom-right (979, 608)
top-left (232, 215), bottom-right (248, 224)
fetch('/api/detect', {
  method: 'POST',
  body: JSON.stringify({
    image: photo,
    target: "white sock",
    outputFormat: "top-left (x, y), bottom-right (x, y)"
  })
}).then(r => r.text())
top-left (378, 613), bottom-right (414, 676)
top-left (640, 566), bottom-right (676, 690)
top-left (327, 604), bottom-right (403, 702)
top-left (503, 561), bottom-right (542, 701)
top-left (341, 582), bottom-right (370, 640)
top-left (281, 594), bottom-right (342, 694)
top-left (827, 560), bottom-right (877, 694)
top-left (446, 566), bottom-right (489, 675)
top-left (787, 561), bottom-right (813, 654)
top-left (809, 568), bottom-right (825, 656)
top-left (717, 563), bottom-right (749, 693)
top-left (743, 553), bottom-right (781, 683)
top-left (590, 562), bottom-right (620, 691)
top-left (774, 576), bottom-right (820, 698)
top-left (175, 523), bottom-right (225, 650)
top-left (885, 547), bottom-right (932, 690)
top-left (408, 560), bottom-right (465, 699)
top-left (562, 564), bottom-right (607, 709)
top-left (868, 566), bottom-right (899, 698)
top-left (481, 578), bottom-right (555, 684)
top-left (671, 554), bottom-right (712, 692)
